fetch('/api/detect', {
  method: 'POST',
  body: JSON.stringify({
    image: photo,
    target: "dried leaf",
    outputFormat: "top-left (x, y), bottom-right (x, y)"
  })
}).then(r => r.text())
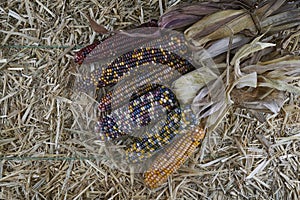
top-left (191, 76), bottom-right (228, 130)
top-left (206, 34), bottom-right (250, 58)
top-left (185, 9), bottom-right (245, 41)
top-left (87, 16), bottom-right (109, 34)
top-left (234, 72), bottom-right (257, 89)
top-left (172, 68), bottom-right (216, 105)
top-left (260, 77), bottom-right (300, 95)
top-left (255, 0), bottom-right (286, 20)
top-left (231, 36), bottom-right (276, 77)
top-left (232, 88), bottom-right (287, 114)
top-left (159, 3), bottom-right (221, 29)
top-left (261, 9), bottom-right (300, 33)
top-left (244, 60), bottom-right (300, 77)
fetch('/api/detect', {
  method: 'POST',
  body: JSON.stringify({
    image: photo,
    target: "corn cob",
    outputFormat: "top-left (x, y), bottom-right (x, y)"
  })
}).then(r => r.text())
top-left (75, 27), bottom-right (202, 184)
top-left (144, 125), bottom-right (205, 188)
top-left (74, 40), bottom-right (101, 64)
top-left (75, 33), bottom-right (197, 163)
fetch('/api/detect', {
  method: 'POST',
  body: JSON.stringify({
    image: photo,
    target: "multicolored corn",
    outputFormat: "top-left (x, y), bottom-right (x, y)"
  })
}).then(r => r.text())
top-left (74, 40), bottom-right (101, 64)
top-left (98, 83), bottom-right (182, 163)
top-left (75, 28), bottom-right (203, 188)
top-left (76, 45), bottom-right (194, 93)
top-left (97, 47), bottom-right (194, 87)
top-left (75, 28), bottom-right (189, 65)
top-left (90, 45), bottom-right (195, 163)
top-left (144, 126), bottom-right (205, 188)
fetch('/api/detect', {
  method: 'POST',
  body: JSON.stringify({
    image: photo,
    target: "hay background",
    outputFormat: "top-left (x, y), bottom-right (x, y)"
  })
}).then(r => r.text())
top-left (0, 0), bottom-right (299, 199)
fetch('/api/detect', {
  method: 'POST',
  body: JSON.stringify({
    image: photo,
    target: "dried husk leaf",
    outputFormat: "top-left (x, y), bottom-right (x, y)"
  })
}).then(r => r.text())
top-left (87, 16), bottom-right (109, 34)
top-left (231, 87), bottom-right (286, 114)
top-left (158, 0), bottom-right (249, 30)
top-left (191, 76), bottom-right (229, 130)
top-left (158, 3), bottom-right (221, 30)
top-left (206, 34), bottom-right (251, 58)
top-left (231, 36), bottom-right (276, 77)
top-left (202, 13), bottom-right (258, 45)
top-left (260, 77), bottom-right (300, 95)
top-left (231, 47), bottom-right (300, 113)
top-left (190, 28), bottom-right (300, 128)
top-left (255, 0), bottom-right (287, 20)
top-left (181, 0), bottom-right (300, 59)
top-left (261, 9), bottom-right (300, 31)
top-left (243, 60), bottom-right (300, 95)
top-left (234, 72), bottom-right (257, 89)
top-left (172, 63), bottom-right (225, 105)
top-left (185, 9), bottom-right (258, 47)
top-left (243, 60), bottom-right (300, 76)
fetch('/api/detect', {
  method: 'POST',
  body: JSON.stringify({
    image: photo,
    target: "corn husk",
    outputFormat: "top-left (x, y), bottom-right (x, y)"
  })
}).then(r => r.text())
top-left (158, 1), bottom-right (250, 30)
top-left (185, 9), bottom-right (257, 46)
top-left (158, 2), bottom-right (222, 30)
top-left (206, 34), bottom-right (250, 58)
top-left (189, 34), bottom-right (300, 129)
top-left (178, 0), bottom-right (300, 52)
top-left (172, 63), bottom-right (226, 105)
top-left (157, 0), bottom-right (300, 130)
